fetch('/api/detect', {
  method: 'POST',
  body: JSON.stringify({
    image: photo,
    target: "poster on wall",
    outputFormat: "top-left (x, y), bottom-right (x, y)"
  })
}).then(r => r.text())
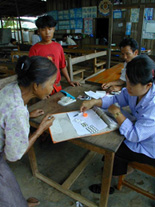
top-left (84, 18), bottom-right (93, 34)
top-left (143, 20), bottom-right (155, 39)
top-left (130, 9), bottom-right (139, 23)
top-left (70, 8), bottom-right (82, 19)
top-left (70, 18), bottom-right (83, 30)
top-left (145, 8), bottom-right (153, 20)
top-left (113, 10), bottom-right (122, 19)
top-left (82, 6), bottom-right (97, 18)
top-left (125, 22), bottom-right (132, 36)
top-left (47, 10), bottom-right (58, 20)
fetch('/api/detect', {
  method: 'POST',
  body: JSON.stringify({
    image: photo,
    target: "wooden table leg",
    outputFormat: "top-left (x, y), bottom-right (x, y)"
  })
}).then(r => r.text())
top-left (99, 150), bottom-right (114, 207)
top-left (27, 146), bottom-right (39, 176)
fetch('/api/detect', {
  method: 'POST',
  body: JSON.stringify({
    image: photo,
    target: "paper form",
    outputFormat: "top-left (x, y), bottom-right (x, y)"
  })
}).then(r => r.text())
top-left (67, 109), bottom-right (108, 136)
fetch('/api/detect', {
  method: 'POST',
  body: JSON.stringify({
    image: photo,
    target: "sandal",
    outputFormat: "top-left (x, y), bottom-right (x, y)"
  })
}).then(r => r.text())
top-left (27, 197), bottom-right (40, 207)
top-left (89, 184), bottom-right (115, 194)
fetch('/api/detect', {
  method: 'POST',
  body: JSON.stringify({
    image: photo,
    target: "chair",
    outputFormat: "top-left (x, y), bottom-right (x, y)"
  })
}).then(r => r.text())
top-left (94, 50), bottom-right (106, 73)
top-left (66, 55), bottom-right (85, 82)
top-left (117, 162), bottom-right (155, 200)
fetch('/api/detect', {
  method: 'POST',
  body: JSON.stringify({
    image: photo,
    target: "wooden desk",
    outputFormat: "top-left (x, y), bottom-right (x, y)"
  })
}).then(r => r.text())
top-left (28, 84), bottom-right (124, 207)
top-left (85, 63), bottom-right (124, 86)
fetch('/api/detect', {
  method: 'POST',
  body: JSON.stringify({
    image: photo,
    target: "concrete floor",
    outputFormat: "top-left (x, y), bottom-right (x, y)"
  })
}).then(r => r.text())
top-left (9, 135), bottom-right (155, 207)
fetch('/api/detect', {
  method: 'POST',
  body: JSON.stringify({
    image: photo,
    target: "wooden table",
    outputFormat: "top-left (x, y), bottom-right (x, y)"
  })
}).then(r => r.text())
top-left (28, 84), bottom-right (124, 207)
top-left (85, 63), bottom-right (124, 86)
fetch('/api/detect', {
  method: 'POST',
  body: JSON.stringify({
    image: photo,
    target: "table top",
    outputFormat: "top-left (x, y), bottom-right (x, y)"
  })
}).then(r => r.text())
top-left (29, 84), bottom-right (124, 153)
top-left (85, 63), bottom-right (124, 85)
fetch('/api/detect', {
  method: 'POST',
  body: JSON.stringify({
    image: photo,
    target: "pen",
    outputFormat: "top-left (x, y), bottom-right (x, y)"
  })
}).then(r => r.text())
top-left (48, 116), bottom-right (53, 120)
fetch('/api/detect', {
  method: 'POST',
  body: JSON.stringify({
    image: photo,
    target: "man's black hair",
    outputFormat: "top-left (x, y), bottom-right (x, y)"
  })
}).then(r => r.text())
top-left (119, 38), bottom-right (139, 52)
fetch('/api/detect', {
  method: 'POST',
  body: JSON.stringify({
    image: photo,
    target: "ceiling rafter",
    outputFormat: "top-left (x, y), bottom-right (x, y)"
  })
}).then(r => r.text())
top-left (0, 0), bottom-right (47, 18)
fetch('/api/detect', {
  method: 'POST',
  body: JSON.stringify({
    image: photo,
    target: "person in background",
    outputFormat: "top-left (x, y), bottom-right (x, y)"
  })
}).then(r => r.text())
top-left (29, 15), bottom-right (80, 95)
top-left (8, 38), bottom-right (17, 46)
top-left (102, 38), bottom-right (138, 93)
top-left (62, 34), bottom-right (76, 45)
top-left (80, 55), bottom-right (155, 194)
top-left (0, 56), bottom-right (57, 207)
top-left (32, 30), bottom-right (40, 45)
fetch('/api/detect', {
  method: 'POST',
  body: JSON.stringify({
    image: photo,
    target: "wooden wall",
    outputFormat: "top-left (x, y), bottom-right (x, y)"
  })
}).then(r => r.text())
top-left (47, 0), bottom-right (155, 54)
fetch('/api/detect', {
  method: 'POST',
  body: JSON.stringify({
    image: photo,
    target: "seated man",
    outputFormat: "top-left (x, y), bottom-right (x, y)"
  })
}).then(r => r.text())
top-left (63, 34), bottom-right (76, 45)
top-left (102, 38), bottom-right (138, 93)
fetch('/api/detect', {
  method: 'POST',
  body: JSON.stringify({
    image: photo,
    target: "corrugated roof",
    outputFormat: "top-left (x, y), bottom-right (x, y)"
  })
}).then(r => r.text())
top-left (0, 0), bottom-right (47, 18)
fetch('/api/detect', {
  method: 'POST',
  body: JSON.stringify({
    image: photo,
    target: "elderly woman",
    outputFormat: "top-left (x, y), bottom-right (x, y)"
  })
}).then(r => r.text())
top-left (0, 56), bottom-right (57, 206)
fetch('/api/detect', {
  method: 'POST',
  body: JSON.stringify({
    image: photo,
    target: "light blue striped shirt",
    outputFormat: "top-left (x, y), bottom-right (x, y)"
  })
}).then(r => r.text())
top-left (102, 84), bottom-right (155, 159)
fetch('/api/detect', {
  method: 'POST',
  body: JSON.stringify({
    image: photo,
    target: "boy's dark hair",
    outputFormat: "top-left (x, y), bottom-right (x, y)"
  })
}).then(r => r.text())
top-left (35, 15), bottom-right (57, 29)
top-left (126, 54), bottom-right (155, 85)
top-left (16, 56), bottom-right (57, 87)
top-left (119, 38), bottom-right (139, 52)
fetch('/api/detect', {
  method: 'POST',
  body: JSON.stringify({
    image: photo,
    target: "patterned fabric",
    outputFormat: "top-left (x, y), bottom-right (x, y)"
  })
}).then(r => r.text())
top-left (0, 82), bottom-right (29, 161)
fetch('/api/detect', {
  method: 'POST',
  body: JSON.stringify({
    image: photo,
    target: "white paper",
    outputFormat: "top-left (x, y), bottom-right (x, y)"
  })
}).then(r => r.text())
top-left (67, 109), bottom-right (108, 136)
top-left (85, 90), bottom-right (113, 99)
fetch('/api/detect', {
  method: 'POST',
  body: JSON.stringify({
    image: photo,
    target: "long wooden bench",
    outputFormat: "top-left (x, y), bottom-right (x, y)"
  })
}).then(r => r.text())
top-left (11, 51), bottom-right (29, 62)
top-left (64, 48), bottom-right (106, 73)
top-left (67, 51), bottom-right (107, 82)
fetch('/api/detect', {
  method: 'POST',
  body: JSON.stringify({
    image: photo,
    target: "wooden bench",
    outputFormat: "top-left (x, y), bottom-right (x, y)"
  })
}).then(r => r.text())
top-left (64, 48), bottom-right (106, 73)
top-left (66, 51), bottom-right (107, 82)
top-left (0, 66), bottom-right (15, 78)
top-left (11, 51), bottom-right (29, 63)
top-left (117, 162), bottom-right (155, 200)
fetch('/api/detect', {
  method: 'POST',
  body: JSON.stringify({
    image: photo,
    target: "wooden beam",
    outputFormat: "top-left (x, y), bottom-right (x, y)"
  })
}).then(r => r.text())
top-left (107, 3), bottom-right (113, 69)
top-left (137, 5), bottom-right (145, 55)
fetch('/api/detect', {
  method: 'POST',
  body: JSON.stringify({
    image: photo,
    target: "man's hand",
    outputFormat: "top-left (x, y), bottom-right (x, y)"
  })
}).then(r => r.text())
top-left (68, 81), bottom-right (80, 87)
top-left (30, 109), bottom-right (44, 118)
top-left (101, 82), bottom-right (112, 90)
top-left (106, 85), bottom-right (123, 93)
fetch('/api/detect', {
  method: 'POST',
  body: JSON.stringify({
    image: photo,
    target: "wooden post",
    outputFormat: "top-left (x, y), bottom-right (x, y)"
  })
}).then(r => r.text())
top-left (137, 5), bottom-right (145, 55)
top-left (0, 18), bottom-right (3, 28)
top-left (15, 0), bottom-right (24, 44)
top-left (106, 3), bottom-right (113, 69)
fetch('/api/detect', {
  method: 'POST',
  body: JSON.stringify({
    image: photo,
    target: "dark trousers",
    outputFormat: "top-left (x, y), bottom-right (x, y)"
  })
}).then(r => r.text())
top-left (112, 142), bottom-right (155, 176)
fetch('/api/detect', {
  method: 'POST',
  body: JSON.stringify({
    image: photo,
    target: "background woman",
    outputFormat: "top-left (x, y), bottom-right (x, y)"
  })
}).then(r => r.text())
top-left (0, 56), bottom-right (57, 206)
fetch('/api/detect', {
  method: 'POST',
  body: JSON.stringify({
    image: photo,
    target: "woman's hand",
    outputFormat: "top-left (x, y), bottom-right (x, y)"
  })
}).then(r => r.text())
top-left (80, 99), bottom-right (102, 112)
top-left (27, 114), bottom-right (55, 153)
top-left (38, 114), bottom-right (55, 134)
top-left (30, 109), bottom-right (44, 118)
